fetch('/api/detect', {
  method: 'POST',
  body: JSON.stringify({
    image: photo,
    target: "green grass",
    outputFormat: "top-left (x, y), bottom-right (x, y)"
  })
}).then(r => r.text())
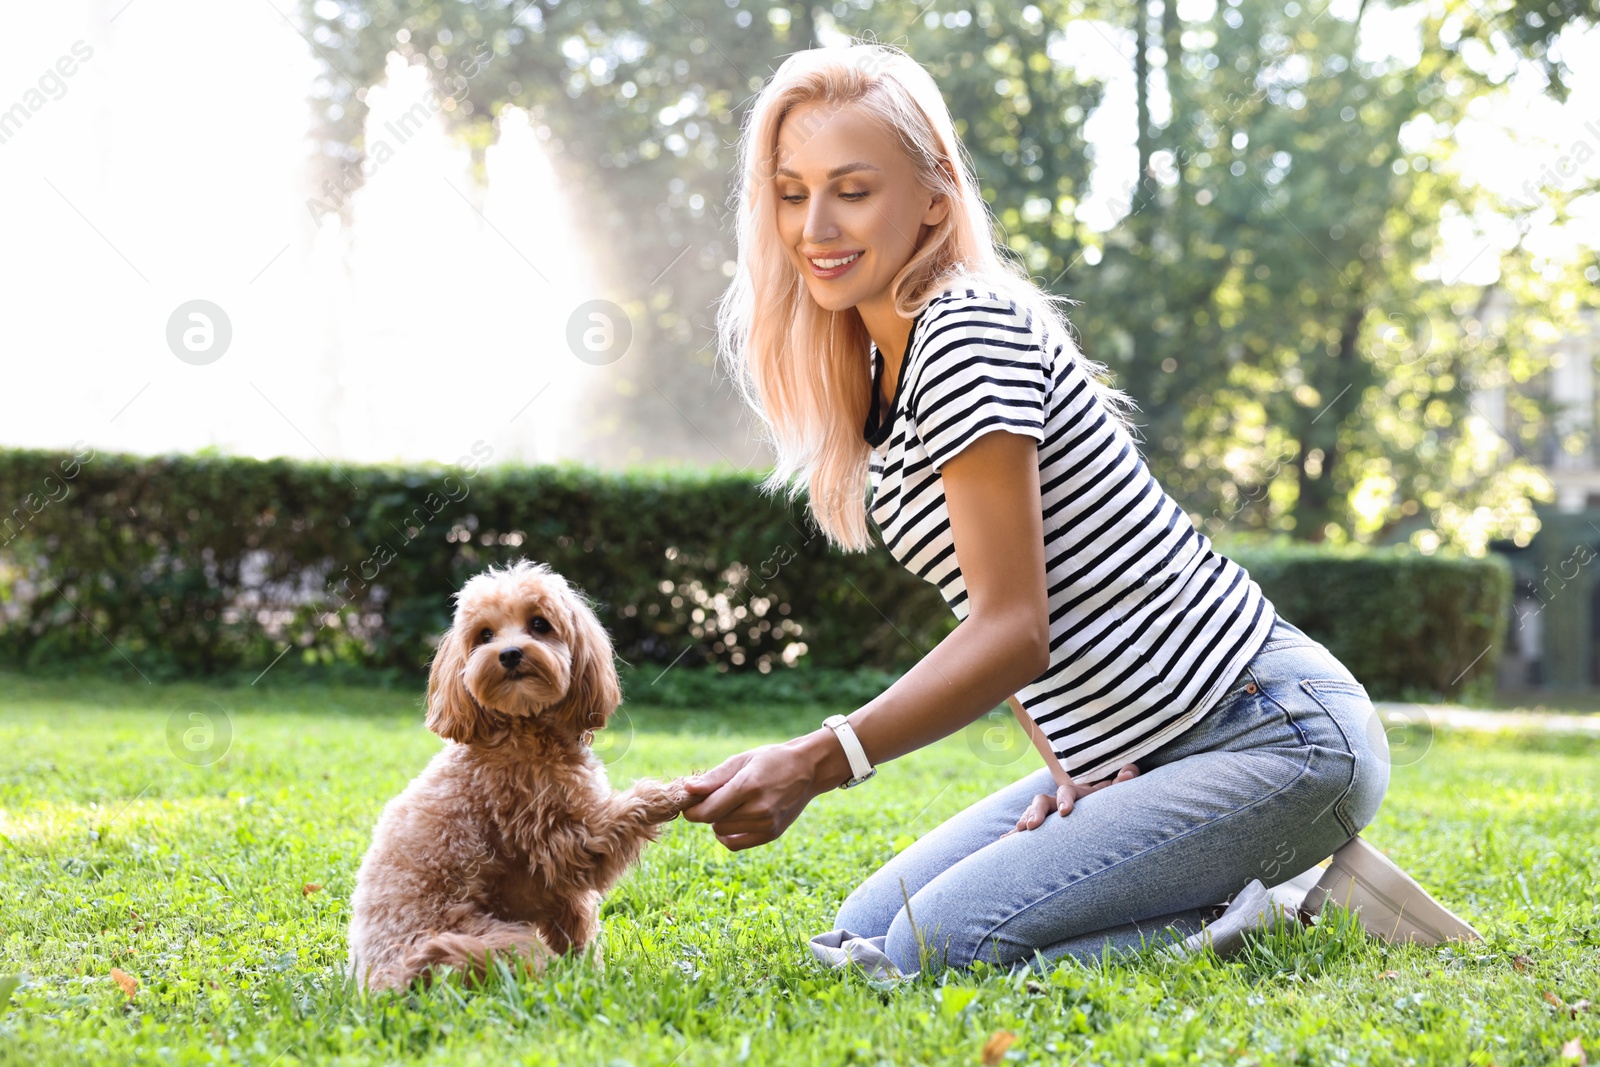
top-left (1, 669), bottom-right (1597, 1066)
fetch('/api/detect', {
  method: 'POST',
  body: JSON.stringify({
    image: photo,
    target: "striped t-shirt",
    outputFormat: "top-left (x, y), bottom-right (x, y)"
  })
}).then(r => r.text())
top-left (864, 285), bottom-right (1278, 783)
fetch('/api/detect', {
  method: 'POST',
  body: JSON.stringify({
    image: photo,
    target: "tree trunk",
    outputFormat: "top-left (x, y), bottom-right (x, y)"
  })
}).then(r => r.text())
top-left (1296, 304), bottom-right (1366, 541)
top-left (1162, 0), bottom-right (1183, 209)
top-left (790, 2), bottom-right (815, 48)
top-left (1134, 0), bottom-right (1152, 188)
top-left (1127, 0), bottom-right (1156, 399)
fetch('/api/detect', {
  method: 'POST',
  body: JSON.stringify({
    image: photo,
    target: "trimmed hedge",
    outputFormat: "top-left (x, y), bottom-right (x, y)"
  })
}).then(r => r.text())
top-left (0, 446), bottom-right (1509, 702)
top-left (0, 444), bottom-right (952, 685)
top-left (1226, 538), bottom-right (1513, 706)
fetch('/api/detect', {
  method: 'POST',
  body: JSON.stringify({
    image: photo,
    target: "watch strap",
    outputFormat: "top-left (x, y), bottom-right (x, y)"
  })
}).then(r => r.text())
top-left (822, 714), bottom-right (875, 787)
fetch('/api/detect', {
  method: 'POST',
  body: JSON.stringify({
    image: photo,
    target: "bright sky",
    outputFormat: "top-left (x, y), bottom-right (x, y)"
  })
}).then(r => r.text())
top-left (1, 0), bottom-right (1595, 468)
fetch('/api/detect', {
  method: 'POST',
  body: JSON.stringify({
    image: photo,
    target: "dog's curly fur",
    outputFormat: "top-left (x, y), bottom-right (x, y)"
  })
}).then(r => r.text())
top-left (346, 558), bottom-right (691, 992)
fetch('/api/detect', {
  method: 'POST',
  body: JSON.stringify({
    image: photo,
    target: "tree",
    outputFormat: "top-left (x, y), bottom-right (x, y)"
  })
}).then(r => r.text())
top-left (297, 0), bottom-right (1596, 553)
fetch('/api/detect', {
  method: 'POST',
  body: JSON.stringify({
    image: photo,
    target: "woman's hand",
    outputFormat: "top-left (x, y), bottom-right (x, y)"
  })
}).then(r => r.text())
top-left (998, 763), bottom-right (1141, 838)
top-left (679, 739), bottom-right (833, 852)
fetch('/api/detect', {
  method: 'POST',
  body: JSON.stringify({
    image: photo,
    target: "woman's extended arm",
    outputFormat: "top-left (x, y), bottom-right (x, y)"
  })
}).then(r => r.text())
top-left (681, 430), bottom-right (1054, 850)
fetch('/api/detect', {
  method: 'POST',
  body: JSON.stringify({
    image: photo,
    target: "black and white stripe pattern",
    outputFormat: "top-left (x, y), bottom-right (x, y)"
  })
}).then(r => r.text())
top-left (865, 287), bottom-right (1277, 783)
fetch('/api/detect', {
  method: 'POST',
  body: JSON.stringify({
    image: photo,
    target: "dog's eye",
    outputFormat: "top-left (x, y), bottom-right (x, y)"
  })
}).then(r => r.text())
top-left (478, 628), bottom-right (494, 645)
top-left (528, 617), bottom-right (551, 634)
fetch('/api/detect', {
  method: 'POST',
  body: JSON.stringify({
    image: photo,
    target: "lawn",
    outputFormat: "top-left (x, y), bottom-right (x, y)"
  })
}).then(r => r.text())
top-left (1, 669), bottom-right (1597, 1066)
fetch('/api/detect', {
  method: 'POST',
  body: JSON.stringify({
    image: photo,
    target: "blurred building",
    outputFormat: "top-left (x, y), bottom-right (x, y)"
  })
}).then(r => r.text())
top-left (1477, 289), bottom-right (1600, 692)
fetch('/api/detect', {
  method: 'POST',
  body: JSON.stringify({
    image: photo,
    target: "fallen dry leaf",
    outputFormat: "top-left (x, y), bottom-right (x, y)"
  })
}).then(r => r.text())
top-left (1512, 954), bottom-right (1534, 972)
top-left (1561, 1038), bottom-right (1586, 1065)
top-left (981, 1030), bottom-right (1017, 1066)
top-left (110, 968), bottom-right (137, 999)
top-left (1543, 993), bottom-right (1594, 1019)
top-left (302, 883), bottom-right (323, 897)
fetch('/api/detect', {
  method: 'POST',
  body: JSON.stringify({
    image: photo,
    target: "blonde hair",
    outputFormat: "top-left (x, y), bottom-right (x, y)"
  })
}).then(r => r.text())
top-left (714, 39), bottom-right (1143, 553)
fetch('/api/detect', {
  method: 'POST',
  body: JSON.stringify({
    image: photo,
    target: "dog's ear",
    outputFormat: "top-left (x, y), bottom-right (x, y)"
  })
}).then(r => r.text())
top-left (424, 622), bottom-right (495, 744)
top-left (548, 593), bottom-right (622, 742)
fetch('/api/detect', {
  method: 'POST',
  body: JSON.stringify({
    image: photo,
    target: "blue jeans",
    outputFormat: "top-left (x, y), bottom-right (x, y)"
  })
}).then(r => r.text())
top-left (831, 616), bottom-right (1391, 974)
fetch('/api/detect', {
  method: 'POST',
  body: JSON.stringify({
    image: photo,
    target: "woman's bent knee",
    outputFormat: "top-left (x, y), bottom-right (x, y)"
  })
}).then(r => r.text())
top-left (831, 891), bottom-right (878, 937)
top-left (832, 875), bottom-right (907, 938)
top-left (884, 905), bottom-right (982, 975)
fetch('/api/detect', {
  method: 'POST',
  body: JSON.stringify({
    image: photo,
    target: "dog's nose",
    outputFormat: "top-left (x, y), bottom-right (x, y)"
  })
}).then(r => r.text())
top-left (499, 647), bottom-right (523, 668)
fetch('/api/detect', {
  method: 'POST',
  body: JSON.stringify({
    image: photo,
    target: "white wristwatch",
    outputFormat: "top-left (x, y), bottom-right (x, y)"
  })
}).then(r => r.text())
top-left (822, 714), bottom-right (876, 788)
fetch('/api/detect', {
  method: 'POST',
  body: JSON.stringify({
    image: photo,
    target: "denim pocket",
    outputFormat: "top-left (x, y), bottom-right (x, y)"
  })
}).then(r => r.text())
top-left (1299, 678), bottom-right (1388, 838)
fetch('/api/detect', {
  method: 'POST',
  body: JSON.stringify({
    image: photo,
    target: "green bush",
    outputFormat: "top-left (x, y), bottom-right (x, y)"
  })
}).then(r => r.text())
top-left (1223, 535), bottom-right (1512, 704)
top-left (0, 446), bottom-right (1508, 702)
top-left (0, 444), bottom-right (952, 684)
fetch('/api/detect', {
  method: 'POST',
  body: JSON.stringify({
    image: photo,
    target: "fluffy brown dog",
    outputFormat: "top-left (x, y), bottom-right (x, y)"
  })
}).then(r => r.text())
top-left (346, 558), bottom-right (692, 992)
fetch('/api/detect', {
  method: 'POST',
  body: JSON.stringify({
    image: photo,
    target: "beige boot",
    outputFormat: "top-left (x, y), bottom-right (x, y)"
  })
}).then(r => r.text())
top-left (1301, 835), bottom-right (1481, 945)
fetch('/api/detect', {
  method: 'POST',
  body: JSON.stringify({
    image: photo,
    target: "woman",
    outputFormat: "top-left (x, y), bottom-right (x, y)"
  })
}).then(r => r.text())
top-left (681, 41), bottom-right (1474, 976)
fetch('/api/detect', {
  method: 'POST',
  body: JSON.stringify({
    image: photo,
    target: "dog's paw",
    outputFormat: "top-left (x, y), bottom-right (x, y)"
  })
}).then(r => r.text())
top-left (661, 777), bottom-right (696, 814)
top-left (632, 777), bottom-right (693, 822)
